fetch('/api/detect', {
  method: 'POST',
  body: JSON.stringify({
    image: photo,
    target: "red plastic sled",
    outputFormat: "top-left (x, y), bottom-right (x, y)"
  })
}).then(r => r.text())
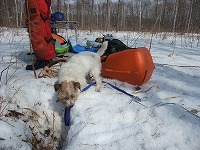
top-left (101, 47), bottom-right (154, 86)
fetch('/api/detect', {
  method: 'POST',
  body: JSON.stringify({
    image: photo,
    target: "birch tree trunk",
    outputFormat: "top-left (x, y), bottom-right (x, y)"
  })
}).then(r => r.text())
top-left (106, 0), bottom-right (110, 31)
top-left (19, 1), bottom-right (24, 27)
top-left (121, 2), bottom-right (125, 30)
top-left (186, 0), bottom-right (194, 33)
top-left (161, 0), bottom-right (167, 31)
top-left (5, 0), bottom-right (11, 26)
top-left (15, 0), bottom-right (19, 27)
top-left (116, 0), bottom-right (121, 32)
top-left (66, 0), bottom-right (70, 21)
top-left (90, 0), bottom-right (94, 32)
top-left (96, 1), bottom-right (99, 29)
top-left (139, 0), bottom-right (142, 32)
top-left (131, 1), bottom-right (136, 31)
top-left (81, 0), bottom-right (84, 29)
top-left (57, 0), bottom-right (61, 12)
top-left (173, 0), bottom-right (179, 33)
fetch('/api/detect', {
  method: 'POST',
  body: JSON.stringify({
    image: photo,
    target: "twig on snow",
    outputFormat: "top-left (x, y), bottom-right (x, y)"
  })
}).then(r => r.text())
top-left (0, 118), bottom-right (14, 127)
top-left (151, 102), bottom-right (200, 119)
top-left (52, 111), bottom-right (55, 150)
top-left (0, 61), bottom-right (16, 84)
top-left (0, 86), bottom-right (22, 115)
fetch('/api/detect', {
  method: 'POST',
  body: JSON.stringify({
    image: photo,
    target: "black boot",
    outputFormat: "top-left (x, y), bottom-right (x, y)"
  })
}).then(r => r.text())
top-left (26, 52), bottom-right (35, 55)
top-left (26, 60), bottom-right (51, 70)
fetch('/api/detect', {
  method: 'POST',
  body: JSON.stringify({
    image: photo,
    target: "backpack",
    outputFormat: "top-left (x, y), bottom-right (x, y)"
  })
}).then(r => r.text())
top-left (51, 12), bottom-right (64, 21)
top-left (103, 34), bottom-right (115, 41)
top-left (52, 33), bottom-right (70, 54)
top-left (104, 39), bottom-right (130, 56)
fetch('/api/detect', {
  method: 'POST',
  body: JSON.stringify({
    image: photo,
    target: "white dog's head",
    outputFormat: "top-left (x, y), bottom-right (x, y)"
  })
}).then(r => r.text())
top-left (54, 80), bottom-right (81, 107)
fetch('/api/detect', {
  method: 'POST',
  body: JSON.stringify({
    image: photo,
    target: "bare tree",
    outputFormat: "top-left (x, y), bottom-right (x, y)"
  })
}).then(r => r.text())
top-left (4, 0), bottom-right (11, 26)
top-left (57, 0), bottom-right (61, 12)
top-left (173, 0), bottom-right (179, 33)
top-left (14, 0), bottom-right (19, 27)
top-left (19, 1), bottom-right (24, 27)
top-left (106, 0), bottom-right (110, 31)
top-left (81, 0), bottom-right (84, 29)
top-left (160, 0), bottom-right (168, 31)
top-left (95, 1), bottom-right (99, 29)
top-left (120, 1), bottom-right (126, 30)
top-left (139, 0), bottom-right (142, 32)
top-left (89, 0), bottom-right (94, 32)
top-left (186, 0), bottom-right (194, 33)
top-left (0, 0), bottom-right (199, 33)
top-left (115, 0), bottom-right (121, 32)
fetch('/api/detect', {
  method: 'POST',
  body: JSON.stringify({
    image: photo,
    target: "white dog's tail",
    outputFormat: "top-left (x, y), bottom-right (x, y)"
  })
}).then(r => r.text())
top-left (96, 41), bottom-right (108, 56)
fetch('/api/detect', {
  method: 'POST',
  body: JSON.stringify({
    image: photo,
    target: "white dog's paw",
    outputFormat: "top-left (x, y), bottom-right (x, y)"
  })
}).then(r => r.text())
top-left (95, 88), bottom-right (100, 92)
top-left (95, 85), bottom-right (101, 92)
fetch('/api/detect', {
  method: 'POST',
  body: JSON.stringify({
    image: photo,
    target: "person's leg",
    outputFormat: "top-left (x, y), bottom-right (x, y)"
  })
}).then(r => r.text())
top-left (26, 0), bottom-right (55, 70)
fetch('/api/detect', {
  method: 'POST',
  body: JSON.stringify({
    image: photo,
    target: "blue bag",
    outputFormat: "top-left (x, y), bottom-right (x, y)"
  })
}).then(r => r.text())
top-left (73, 44), bottom-right (99, 53)
top-left (51, 12), bottom-right (64, 21)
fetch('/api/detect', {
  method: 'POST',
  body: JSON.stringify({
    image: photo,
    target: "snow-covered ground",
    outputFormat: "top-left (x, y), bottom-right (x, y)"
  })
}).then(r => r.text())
top-left (0, 28), bottom-right (200, 150)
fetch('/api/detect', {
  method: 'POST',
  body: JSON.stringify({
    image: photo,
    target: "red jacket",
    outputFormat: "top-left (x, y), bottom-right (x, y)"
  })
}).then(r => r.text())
top-left (26, 0), bottom-right (55, 61)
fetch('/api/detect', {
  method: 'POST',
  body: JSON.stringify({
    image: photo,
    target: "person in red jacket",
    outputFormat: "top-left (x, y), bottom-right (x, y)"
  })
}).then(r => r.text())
top-left (25, 0), bottom-right (56, 70)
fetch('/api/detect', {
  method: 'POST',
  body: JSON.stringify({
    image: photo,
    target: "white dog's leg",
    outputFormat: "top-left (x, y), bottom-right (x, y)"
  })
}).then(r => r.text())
top-left (79, 78), bottom-right (88, 90)
top-left (91, 68), bottom-right (102, 92)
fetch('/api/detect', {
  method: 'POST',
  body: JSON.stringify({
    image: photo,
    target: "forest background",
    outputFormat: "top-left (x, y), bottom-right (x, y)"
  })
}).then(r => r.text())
top-left (0, 0), bottom-right (199, 33)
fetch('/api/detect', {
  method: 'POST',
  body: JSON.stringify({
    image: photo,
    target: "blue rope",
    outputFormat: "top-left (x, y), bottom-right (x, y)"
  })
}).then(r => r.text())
top-left (65, 81), bottom-right (145, 126)
top-left (102, 81), bottom-right (141, 102)
top-left (64, 83), bottom-right (97, 126)
top-left (81, 82), bottom-right (96, 92)
top-left (102, 81), bottom-right (147, 108)
top-left (64, 106), bottom-right (72, 126)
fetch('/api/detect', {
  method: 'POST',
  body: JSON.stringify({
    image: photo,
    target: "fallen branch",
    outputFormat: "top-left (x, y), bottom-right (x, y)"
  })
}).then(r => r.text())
top-left (38, 58), bottom-right (68, 78)
top-left (155, 63), bottom-right (200, 68)
top-left (190, 109), bottom-right (200, 114)
top-left (161, 96), bottom-right (181, 100)
top-left (132, 85), bottom-right (159, 94)
top-left (52, 111), bottom-right (55, 150)
top-left (43, 111), bottom-right (49, 124)
top-left (151, 102), bottom-right (200, 119)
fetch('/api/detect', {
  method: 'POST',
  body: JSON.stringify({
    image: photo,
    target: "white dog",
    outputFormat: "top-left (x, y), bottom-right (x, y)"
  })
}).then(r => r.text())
top-left (54, 51), bottom-right (102, 107)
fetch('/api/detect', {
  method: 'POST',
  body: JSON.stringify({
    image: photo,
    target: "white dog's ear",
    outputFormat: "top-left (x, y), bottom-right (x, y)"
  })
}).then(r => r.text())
top-left (74, 82), bottom-right (81, 90)
top-left (54, 83), bottom-right (61, 91)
